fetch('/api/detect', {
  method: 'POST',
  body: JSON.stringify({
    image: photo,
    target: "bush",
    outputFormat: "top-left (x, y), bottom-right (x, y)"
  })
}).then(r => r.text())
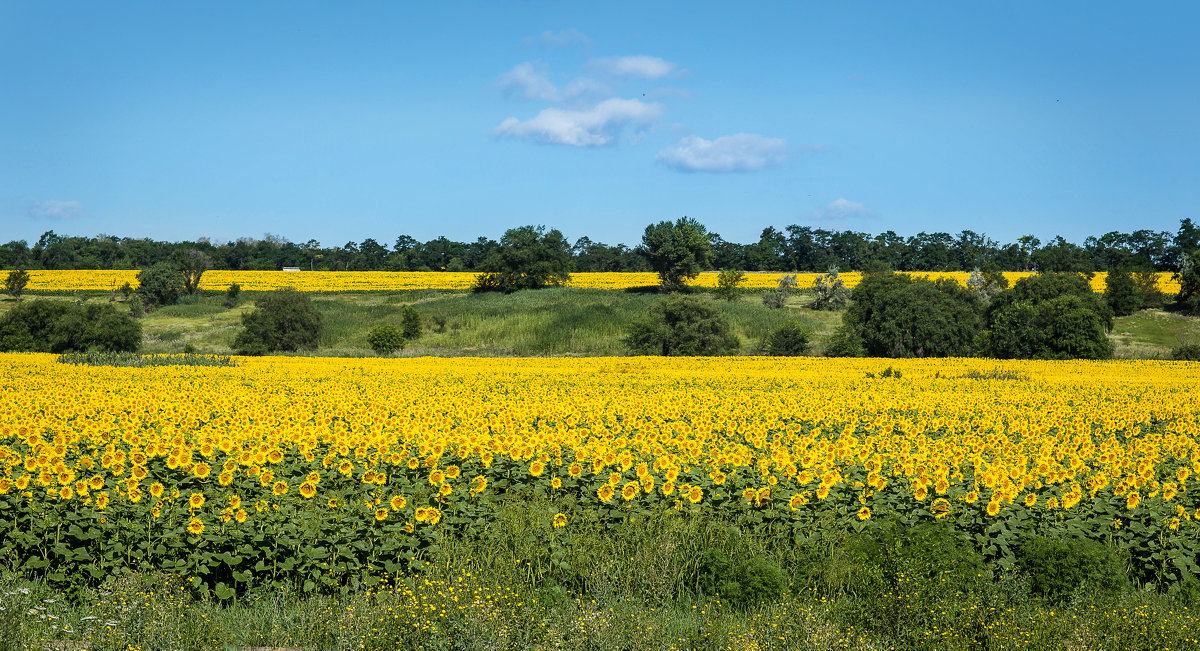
top-left (842, 273), bottom-right (983, 358)
top-left (401, 306), bottom-right (422, 340)
top-left (1105, 268), bottom-right (1142, 316)
top-left (1134, 269), bottom-right (1165, 309)
top-left (761, 274), bottom-right (797, 309)
top-left (984, 273), bottom-right (1113, 359)
top-left (5, 269), bottom-right (30, 300)
top-left (823, 326), bottom-right (864, 357)
top-left (966, 264), bottom-right (1009, 301)
top-left (136, 262), bottom-right (184, 310)
top-left (224, 283), bottom-right (241, 308)
top-left (368, 323), bottom-right (406, 355)
top-left (810, 267), bottom-right (849, 310)
top-left (233, 289), bottom-right (322, 355)
top-left (1172, 343), bottom-right (1200, 361)
top-left (0, 300), bottom-right (141, 353)
top-left (695, 548), bottom-right (787, 607)
top-left (713, 268), bottom-right (745, 301)
top-left (624, 296), bottom-right (738, 356)
top-left (1016, 536), bottom-right (1128, 604)
top-left (761, 321), bottom-right (811, 356)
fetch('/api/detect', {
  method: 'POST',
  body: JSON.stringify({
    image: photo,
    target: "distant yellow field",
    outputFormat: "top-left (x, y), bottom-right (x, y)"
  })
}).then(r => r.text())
top-left (3, 269), bottom-right (1183, 294)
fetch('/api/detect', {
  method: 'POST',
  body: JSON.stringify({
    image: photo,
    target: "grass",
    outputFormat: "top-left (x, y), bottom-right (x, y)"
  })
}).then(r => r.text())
top-left (2, 289), bottom-right (1197, 358)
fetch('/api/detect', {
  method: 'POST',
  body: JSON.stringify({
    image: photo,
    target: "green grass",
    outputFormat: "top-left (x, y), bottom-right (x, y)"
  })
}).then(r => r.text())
top-left (1111, 309), bottom-right (1200, 359)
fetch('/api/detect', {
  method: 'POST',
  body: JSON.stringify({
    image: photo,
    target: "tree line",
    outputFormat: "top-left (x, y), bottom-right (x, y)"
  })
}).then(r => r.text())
top-left (4, 218), bottom-right (1197, 273)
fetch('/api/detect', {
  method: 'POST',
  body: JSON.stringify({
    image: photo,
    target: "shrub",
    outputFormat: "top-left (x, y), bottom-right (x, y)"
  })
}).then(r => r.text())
top-left (1134, 270), bottom-right (1165, 309)
top-left (1172, 342), bottom-right (1200, 361)
top-left (5, 269), bottom-right (30, 300)
top-left (401, 306), bottom-right (422, 340)
top-left (224, 283), bottom-right (242, 308)
top-left (136, 262), bottom-right (184, 310)
top-left (1105, 268), bottom-right (1142, 316)
top-left (1174, 248), bottom-right (1200, 314)
top-left (842, 273), bottom-right (983, 358)
top-left (695, 548), bottom-right (787, 607)
top-left (761, 274), bottom-right (797, 309)
top-left (624, 296), bottom-right (737, 356)
top-left (178, 248), bottom-right (212, 295)
top-left (984, 273), bottom-right (1113, 359)
top-left (713, 268), bottom-right (745, 301)
top-left (1016, 536), bottom-right (1128, 604)
top-left (810, 267), bottom-right (849, 310)
top-left (823, 326), bottom-right (864, 357)
top-left (368, 323), bottom-right (406, 355)
top-left (474, 225), bottom-right (573, 293)
top-left (0, 300), bottom-right (141, 353)
top-left (761, 321), bottom-right (811, 356)
top-left (232, 288), bottom-right (322, 355)
top-left (966, 264), bottom-right (1008, 301)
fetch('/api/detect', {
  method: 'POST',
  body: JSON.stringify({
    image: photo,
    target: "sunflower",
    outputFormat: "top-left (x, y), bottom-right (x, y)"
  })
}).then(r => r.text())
top-left (88, 475), bottom-right (105, 490)
top-left (931, 498), bottom-right (951, 518)
top-left (552, 512), bottom-right (567, 528)
top-left (272, 481), bottom-right (289, 496)
top-left (94, 492), bottom-right (110, 510)
top-left (235, 509), bottom-right (247, 523)
top-left (327, 498), bottom-right (339, 508)
top-left (192, 462), bottom-right (212, 480)
top-left (964, 490), bottom-right (979, 504)
top-left (621, 481), bottom-right (639, 501)
top-left (438, 482), bottom-right (452, 497)
top-left (1126, 491), bottom-right (1140, 511)
top-left (338, 460), bottom-right (354, 476)
top-left (187, 517), bottom-right (204, 536)
top-left (661, 480), bottom-right (675, 496)
top-left (742, 488), bottom-right (757, 503)
top-left (128, 487), bottom-right (143, 503)
top-left (299, 482), bottom-right (317, 499)
top-left (306, 471), bottom-right (321, 484)
top-left (857, 507), bottom-right (871, 521)
top-left (429, 469), bottom-right (445, 485)
top-left (529, 461), bottom-right (545, 477)
top-left (218, 472), bottom-right (234, 486)
top-left (189, 492), bottom-right (205, 510)
top-left (374, 508), bottom-right (388, 521)
top-left (415, 506), bottom-right (429, 522)
top-left (1024, 493), bottom-right (1038, 508)
top-left (229, 495), bottom-right (242, 510)
top-left (986, 500), bottom-right (1001, 516)
top-left (789, 493), bottom-right (807, 511)
top-left (608, 472), bottom-right (621, 486)
top-left (687, 486), bottom-right (703, 504)
top-left (597, 484), bottom-right (615, 502)
top-left (568, 462), bottom-right (583, 478)
top-left (426, 508), bottom-right (442, 525)
top-left (1169, 517), bottom-right (1181, 531)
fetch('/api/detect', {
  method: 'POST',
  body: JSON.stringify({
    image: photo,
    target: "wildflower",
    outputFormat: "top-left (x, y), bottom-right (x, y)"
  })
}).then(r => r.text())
top-left (187, 517), bottom-right (204, 536)
top-left (553, 512), bottom-right (567, 528)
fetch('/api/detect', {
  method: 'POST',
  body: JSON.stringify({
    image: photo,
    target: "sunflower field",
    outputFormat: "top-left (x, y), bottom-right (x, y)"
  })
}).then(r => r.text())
top-left (2, 269), bottom-right (1183, 294)
top-left (1, 352), bottom-right (1198, 607)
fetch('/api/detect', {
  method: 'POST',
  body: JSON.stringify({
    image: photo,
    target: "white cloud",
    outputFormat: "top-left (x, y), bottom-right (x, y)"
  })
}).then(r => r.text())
top-left (537, 28), bottom-right (590, 48)
top-left (495, 62), bottom-right (560, 102)
top-left (590, 55), bottom-right (677, 79)
top-left (494, 98), bottom-right (664, 147)
top-left (655, 134), bottom-right (786, 172)
top-left (26, 199), bottom-right (84, 220)
top-left (811, 198), bottom-right (875, 221)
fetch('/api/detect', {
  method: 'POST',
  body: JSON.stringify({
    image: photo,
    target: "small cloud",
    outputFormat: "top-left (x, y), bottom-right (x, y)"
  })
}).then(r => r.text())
top-left (495, 62), bottom-right (560, 102)
top-left (536, 28), bottom-right (591, 48)
top-left (27, 199), bottom-right (84, 220)
top-left (655, 134), bottom-right (786, 172)
top-left (811, 198), bottom-right (876, 221)
top-left (493, 97), bottom-right (664, 147)
top-left (590, 55), bottom-right (678, 79)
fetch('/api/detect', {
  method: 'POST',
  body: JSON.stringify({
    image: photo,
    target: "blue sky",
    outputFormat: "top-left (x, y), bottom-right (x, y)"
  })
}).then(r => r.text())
top-left (1, 1), bottom-right (1197, 248)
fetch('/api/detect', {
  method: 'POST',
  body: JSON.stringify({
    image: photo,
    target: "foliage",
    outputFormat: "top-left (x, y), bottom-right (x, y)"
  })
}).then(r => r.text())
top-left (224, 282), bottom-right (241, 308)
top-left (1134, 269), bottom-right (1165, 309)
top-left (57, 351), bottom-right (237, 367)
top-left (136, 262), bottom-right (184, 310)
top-left (400, 306), bottom-right (422, 340)
top-left (761, 273), bottom-right (797, 309)
top-left (624, 295), bottom-right (737, 356)
top-left (1104, 267), bottom-right (1142, 316)
top-left (713, 268), bottom-right (745, 301)
top-left (985, 273), bottom-right (1114, 359)
top-left (4, 269), bottom-right (30, 300)
top-left (1015, 536), bottom-right (1128, 604)
top-left (232, 288), bottom-right (323, 355)
top-left (1172, 342), bottom-right (1200, 361)
top-left (810, 267), bottom-right (849, 310)
top-left (823, 326), bottom-right (863, 357)
top-left (0, 300), bottom-right (141, 353)
top-left (367, 323), bottom-right (406, 355)
top-left (966, 263), bottom-right (1009, 301)
top-left (760, 321), bottom-right (811, 356)
top-left (841, 273), bottom-right (983, 357)
top-left (1177, 249), bottom-right (1200, 315)
top-left (638, 217), bottom-right (713, 292)
top-left (474, 225), bottom-right (573, 292)
top-left (695, 548), bottom-right (787, 607)
top-left (177, 248), bottom-right (212, 295)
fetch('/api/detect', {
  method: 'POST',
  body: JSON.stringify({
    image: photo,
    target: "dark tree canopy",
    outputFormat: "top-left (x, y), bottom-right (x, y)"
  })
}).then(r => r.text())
top-left (840, 273), bottom-right (983, 358)
top-left (233, 288), bottom-right (323, 355)
top-left (475, 225), bottom-right (573, 292)
top-left (984, 273), bottom-right (1113, 360)
top-left (638, 217), bottom-right (713, 292)
top-left (0, 300), bottom-right (140, 353)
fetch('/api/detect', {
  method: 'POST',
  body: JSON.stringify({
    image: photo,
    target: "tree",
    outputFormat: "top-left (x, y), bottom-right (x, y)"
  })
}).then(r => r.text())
top-left (966, 263), bottom-right (1008, 301)
top-left (1104, 268), bottom-right (1142, 316)
top-left (5, 269), bottom-right (30, 300)
top-left (233, 288), bottom-right (323, 355)
top-left (761, 321), bottom-right (811, 356)
top-left (638, 217), bottom-right (712, 292)
top-left (984, 273), bottom-right (1113, 359)
top-left (474, 225), bottom-right (573, 292)
top-left (624, 296), bottom-right (737, 356)
top-left (762, 274), bottom-right (797, 309)
top-left (841, 273), bottom-right (983, 358)
top-left (401, 306), bottom-right (422, 340)
top-left (0, 300), bottom-right (140, 353)
top-left (367, 323), bottom-right (406, 355)
top-left (714, 269), bottom-right (745, 301)
top-left (810, 267), bottom-right (849, 310)
top-left (178, 249), bottom-right (212, 294)
top-left (1176, 248), bottom-right (1200, 315)
top-left (136, 262), bottom-right (184, 309)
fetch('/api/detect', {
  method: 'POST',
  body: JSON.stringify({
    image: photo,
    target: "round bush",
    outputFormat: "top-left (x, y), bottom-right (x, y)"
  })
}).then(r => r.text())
top-left (762, 321), bottom-right (811, 356)
top-left (368, 323), bottom-right (406, 355)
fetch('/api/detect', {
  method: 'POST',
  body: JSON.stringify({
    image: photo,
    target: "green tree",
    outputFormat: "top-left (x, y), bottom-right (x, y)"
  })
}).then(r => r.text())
top-left (638, 217), bottom-right (713, 292)
top-left (233, 288), bottom-right (323, 355)
top-left (810, 267), bottom-right (849, 310)
top-left (966, 263), bottom-right (1008, 301)
top-left (178, 248), bottom-right (212, 294)
top-left (624, 296), bottom-right (737, 356)
top-left (714, 268), bottom-right (745, 301)
top-left (136, 262), bottom-right (184, 309)
top-left (0, 300), bottom-right (140, 353)
top-left (1176, 248), bottom-right (1200, 315)
top-left (984, 273), bottom-right (1113, 359)
top-left (401, 306), bottom-right (422, 340)
top-left (5, 269), bottom-right (30, 300)
top-left (761, 321), bottom-right (811, 356)
top-left (474, 225), bottom-right (573, 292)
top-left (1104, 267), bottom-right (1142, 316)
top-left (762, 274), bottom-right (797, 309)
top-left (367, 323), bottom-right (406, 355)
top-left (842, 273), bottom-right (983, 358)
